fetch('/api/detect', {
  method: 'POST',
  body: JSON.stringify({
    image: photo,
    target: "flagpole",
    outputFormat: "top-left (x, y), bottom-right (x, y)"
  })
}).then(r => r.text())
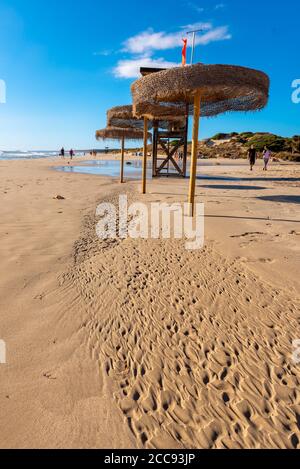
top-left (186, 28), bottom-right (204, 65)
top-left (185, 28), bottom-right (203, 216)
top-left (191, 32), bottom-right (196, 65)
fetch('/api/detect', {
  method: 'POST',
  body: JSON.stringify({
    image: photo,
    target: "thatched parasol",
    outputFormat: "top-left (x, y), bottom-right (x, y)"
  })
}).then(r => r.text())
top-left (107, 105), bottom-right (147, 130)
top-left (107, 104), bottom-right (184, 130)
top-left (132, 63), bottom-right (269, 114)
top-left (131, 63), bottom-right (270, 213)
top-left (95, 126), bottom-right (150, 141)
top-left (96, 126), bottom-right (151, 183)
top-left (133, 102), bottom-right (187, 122)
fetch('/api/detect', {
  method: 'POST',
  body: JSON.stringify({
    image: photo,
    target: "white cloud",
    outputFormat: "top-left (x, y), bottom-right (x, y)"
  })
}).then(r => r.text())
top-left (112, 21), bottom-right (231, 79)
top-left (122, 29), bottom-right (182, 54)
top-left (187, 3), bottom-right (205, 13)
top-left (215, 3), bottom-right (226, 9)
top-left (182, 21), bottom-right (212, 31)
top-left (93, 50), bottom-right (112, 56)
top-left (122, 22), bottom-right (229, 54)
top-left (113, 56), bottom-right (179, 79)
top-left (196, 26), bottom-right (231, 45)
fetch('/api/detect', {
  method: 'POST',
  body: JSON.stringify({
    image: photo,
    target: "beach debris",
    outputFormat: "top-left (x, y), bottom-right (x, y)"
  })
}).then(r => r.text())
top-left (53, 195), bottom-right (65, 200)
top-left (43, 372), bottom-right (57, 380)
top-left (230, 232), bottom-right (265, 238)
top-left (34, 293), bottom-right (44, 301)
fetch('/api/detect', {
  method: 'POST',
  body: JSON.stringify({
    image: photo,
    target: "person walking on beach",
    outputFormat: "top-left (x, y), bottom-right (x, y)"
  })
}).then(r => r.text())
top-left (262, 146), bottom-right (271, 171)
top-left (60, 147), bottom-right (65, 158)
top-left (248, 145), bottom-right (257, 171)
top-left (70, 149), bottom-right (74, 160)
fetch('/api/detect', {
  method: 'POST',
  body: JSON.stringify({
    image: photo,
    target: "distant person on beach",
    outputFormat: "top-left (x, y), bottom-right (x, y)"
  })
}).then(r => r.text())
top-left (248, 145), bottom-right (257, 171)
top-left (60, 147), bottom-right (65, 158)
top-left (263, 146), bottom-right (271, 171)
top-left (69, 149), bottom-right (74, 160)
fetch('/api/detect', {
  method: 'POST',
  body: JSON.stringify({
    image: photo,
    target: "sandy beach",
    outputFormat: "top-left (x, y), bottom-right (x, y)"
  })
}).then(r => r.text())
top-left (0, 155), bottom-right (299, 449)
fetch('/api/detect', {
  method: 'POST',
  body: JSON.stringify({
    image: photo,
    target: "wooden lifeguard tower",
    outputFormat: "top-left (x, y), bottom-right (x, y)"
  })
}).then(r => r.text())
top-left (140, 67), bottom-right (189, 178)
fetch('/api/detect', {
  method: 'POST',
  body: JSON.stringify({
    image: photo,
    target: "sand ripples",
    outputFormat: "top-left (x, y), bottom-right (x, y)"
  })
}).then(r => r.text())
top-left (65, 195), bottom-right (300, 449)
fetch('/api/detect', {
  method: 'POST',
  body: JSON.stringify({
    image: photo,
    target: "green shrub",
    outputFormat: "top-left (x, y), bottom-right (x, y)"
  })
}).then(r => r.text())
top-left (169, 140), bottom-right (181, 147)
top-left (211, 133), bottom-right (230, 140)
top-left (292, 136), bottom-right (300, 152)
top-left (245, 134), bottom-right (287, 152)
top-left (235, 136), bottom-right (247, 143)
top-left (240, 132), bottom-right (254, 138)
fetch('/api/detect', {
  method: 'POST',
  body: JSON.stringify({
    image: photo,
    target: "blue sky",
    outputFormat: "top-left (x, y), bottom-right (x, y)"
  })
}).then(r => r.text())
top-left (0, 0), bottom-right (299, 150)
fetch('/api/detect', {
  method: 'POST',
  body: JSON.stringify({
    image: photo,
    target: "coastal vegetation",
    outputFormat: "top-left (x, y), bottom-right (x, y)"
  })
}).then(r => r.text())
top-left (198, 132), bottom-right (300, 161)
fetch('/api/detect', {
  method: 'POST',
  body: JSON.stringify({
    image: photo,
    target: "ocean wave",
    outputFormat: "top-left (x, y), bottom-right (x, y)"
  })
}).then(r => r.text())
top-left (0, 150), bottom-right (87, 161)
top-left (0, 151), bottom-right (60, 160)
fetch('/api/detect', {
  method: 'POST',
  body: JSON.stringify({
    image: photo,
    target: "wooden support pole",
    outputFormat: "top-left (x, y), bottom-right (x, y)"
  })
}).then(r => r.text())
top-left (188, 90), bottom-right (201, 216)
top-left (120, 135), bottom-right (125, 183)
top-left (183, 104), bottom-right (189, 178)
top-left (142, 117), bottom-right (148, 194)
top-left (152, 121), bottom-right (158, 177)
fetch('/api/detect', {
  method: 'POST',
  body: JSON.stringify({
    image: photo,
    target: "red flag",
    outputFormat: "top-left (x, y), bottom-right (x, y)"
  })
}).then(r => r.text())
top-left (182, 38), bottom-right (187, 66)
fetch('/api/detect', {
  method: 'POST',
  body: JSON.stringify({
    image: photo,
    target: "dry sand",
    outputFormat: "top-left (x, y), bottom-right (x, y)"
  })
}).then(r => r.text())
top-left (0, 155), bottom-right (299, 449)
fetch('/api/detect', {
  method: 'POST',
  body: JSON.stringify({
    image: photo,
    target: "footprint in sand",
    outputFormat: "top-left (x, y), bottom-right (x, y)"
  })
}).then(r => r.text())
top-left (68, 194), bottom-right (300, 450)
top-left (258, 258), bottom-right (275, 264)
top-left (289, 230), bottom-right (300, 236)
top-left (230, 232), bottom-right (265, 239)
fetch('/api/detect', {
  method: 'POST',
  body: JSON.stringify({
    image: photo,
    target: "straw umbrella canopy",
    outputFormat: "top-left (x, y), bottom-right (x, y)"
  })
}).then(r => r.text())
top-left (131, 63), bottom-right (270, 213)
top-left (107, 104), bottom-right (184, 130)
top-left (96, 126), bottom-right (151, 141)
top-left (132, 63), bottom-right (269, 114)
top-left (96, 126), bottom-right (152, 183)
top-left (107, 105), bottom-right (148, 130)
top-left (133, 101), bottom-right (187, 122)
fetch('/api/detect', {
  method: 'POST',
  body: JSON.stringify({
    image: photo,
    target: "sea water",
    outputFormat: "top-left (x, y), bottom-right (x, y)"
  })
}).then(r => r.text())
top-left (0, 150), bottom-right (85, 161)
top-left (55, 159), bottom-right (246, 181)
top-left (55, 159), bottom-right (150, 178)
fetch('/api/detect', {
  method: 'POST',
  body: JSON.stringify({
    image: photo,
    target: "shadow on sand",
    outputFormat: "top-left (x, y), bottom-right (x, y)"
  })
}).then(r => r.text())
top-left (201, 185), bottom-right (266, 191)
top-left (205, 214), bottom-right (300, 223)
top-left (257, 195), bottom-right (300, 205)
top-left (196, 175), bottom-right (300, 183)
